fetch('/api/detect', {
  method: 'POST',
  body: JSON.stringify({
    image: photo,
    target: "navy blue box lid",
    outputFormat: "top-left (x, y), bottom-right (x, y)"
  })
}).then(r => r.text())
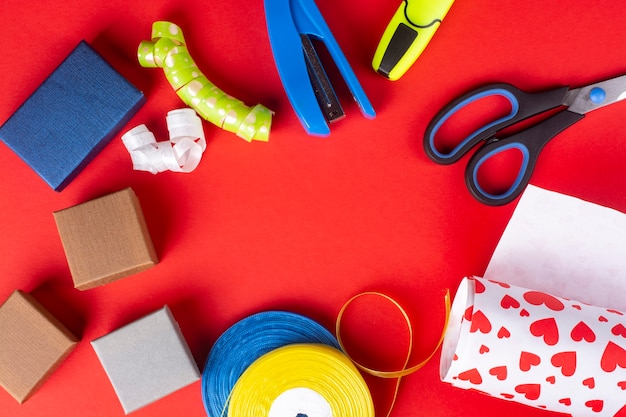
top-left (0, 40), bottom-right (145, 191)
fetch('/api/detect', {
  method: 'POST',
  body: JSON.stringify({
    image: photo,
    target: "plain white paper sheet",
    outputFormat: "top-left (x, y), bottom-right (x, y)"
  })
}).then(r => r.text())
top-left (484, 185), bottom-right (626, 311)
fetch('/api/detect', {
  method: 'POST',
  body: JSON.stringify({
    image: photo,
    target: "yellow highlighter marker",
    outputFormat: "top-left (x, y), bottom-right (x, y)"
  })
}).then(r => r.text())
top-left (373, 0), bottom-right (455, 81)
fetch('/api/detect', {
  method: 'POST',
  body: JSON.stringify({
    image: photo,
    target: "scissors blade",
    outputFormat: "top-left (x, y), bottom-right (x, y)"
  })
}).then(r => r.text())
top-left (566, 74), bottom-right (626, 114)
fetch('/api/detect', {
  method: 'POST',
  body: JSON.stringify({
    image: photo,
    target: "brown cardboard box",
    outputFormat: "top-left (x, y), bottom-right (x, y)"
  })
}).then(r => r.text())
top-left (0, 290), bottom-right (78, 403)
top-left (53, 188), bottom-right (158, 290)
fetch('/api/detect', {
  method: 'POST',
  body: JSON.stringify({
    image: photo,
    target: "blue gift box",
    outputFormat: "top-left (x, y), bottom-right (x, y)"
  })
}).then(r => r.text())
top-left (0, 40), bottom-right (144, 191)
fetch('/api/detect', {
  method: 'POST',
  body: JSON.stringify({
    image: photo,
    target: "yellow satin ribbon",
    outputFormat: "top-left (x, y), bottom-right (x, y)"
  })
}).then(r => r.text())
top-left (228, 344), bottom-right (375, 417)
top-left (336, 290), bottom-right (451, 417)
top-left (220, 291), bottom-right (450, 417)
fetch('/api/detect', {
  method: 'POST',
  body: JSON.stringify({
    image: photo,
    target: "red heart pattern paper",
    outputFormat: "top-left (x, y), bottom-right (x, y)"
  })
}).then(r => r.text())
top-left (551, 351), bottom-right (576, 377)
top-left (501, 295), bottom-right (520, 309)
top-left (583, 377), bottom-right (595, 388)
top-left (470, 310), bottom-right (492, 334)
top-left (520, 351), bottom-right (541, 371)
top-left (523, 291), bottom-right (565, 311)
top-left (489, 366), bottom-right (507, 380)
top-left (571, 321), bottom-right (596, 343)
top-left (440, 277), bottom-right (626, 416)
top-left (601, 342), bottom-right (626, 372)
top-left (530, 317), bottom-right (559, 346)
top-left (497, 326), bottom-right (510, 339)
top-left (458, 368), bottom-right (483, 384)
top-left (515, 383), bottom-right (541, 400)
top-left (613, 324), bottom-right (626, 338)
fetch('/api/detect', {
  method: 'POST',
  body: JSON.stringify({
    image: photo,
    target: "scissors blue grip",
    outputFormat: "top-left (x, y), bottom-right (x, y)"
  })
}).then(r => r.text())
top-left (423, 83), bottom-right (583, 205)
top-left (425, 86), bottom-right (521, 163)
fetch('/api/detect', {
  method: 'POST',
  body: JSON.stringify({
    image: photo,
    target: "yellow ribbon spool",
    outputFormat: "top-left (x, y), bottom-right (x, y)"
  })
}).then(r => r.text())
top-left (217, 291), bottom-right (450, 417)
top-left (228, 344), bottom-right (375, 417)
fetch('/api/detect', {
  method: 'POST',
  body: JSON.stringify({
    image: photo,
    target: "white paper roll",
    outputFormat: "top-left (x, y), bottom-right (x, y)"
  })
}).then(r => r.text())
top-left (441, 276), bottom-right (626, 416)
top-left (484, 185), bottom-right (626, 312)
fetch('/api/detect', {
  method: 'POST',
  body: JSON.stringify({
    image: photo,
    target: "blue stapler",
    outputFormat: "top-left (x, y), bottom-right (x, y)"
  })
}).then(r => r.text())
top-left (264, 0), bottom-right (376, 136)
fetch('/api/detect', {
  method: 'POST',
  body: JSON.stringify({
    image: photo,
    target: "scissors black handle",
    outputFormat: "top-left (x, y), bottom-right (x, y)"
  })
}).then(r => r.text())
top-left (423, 83), bottom-right (585, 205)
top-left (464, 110), bottom-right (584, 205)
top-left (424, 83), bottom-right (570, 164)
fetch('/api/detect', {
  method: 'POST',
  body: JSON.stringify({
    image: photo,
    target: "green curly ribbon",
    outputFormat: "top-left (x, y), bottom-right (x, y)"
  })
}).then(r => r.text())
top-left (138, 21), bottom-right (272, 142)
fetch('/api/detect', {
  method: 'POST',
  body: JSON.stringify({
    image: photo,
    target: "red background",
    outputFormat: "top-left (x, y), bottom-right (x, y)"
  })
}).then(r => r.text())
top-left (1, 1), bottom-right (626, 416)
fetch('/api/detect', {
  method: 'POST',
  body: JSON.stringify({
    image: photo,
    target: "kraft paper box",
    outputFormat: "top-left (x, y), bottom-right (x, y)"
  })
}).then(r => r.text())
top-left (0, 290), bottom-right (78, 403)
top-left (91, 306), bottom-right (201, 414)
top-left (53, 187), bottom-right (158, 290)
top-left (0, 40), bottom-right (144, 191)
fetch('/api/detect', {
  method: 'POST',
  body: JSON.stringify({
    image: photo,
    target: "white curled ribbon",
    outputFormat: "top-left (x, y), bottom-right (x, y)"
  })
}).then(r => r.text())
top-left (122, 108), bottom-right (206, 174)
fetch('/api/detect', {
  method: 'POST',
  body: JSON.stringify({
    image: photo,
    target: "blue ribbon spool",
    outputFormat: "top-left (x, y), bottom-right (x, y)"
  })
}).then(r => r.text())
top-left (201, 311), bottom-right (340, 417)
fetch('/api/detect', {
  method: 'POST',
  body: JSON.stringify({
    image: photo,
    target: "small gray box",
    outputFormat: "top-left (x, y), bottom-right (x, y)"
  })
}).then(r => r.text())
top-left (91, 306), bottom-right (200, 414)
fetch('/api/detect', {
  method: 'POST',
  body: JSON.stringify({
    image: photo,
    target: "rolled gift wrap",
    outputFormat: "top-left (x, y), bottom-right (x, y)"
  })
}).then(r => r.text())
top-left (138, 21), bottom-right (272, 142)
top-left (441, 276), bottom-right (626, 416)
top-left (121, 108), bottom-right (205, 174)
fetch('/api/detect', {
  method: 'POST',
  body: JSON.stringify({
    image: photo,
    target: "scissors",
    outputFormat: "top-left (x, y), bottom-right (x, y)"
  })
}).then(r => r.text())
top-left (423, 75), bottom-right (626, 205)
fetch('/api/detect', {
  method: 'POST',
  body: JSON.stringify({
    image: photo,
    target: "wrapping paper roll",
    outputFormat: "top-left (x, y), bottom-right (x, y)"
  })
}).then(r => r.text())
top-left (441, 277), bottom-right (626, 416)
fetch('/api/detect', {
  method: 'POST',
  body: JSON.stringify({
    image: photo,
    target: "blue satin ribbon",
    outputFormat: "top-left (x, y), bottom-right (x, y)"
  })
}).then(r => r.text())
top-left (201, 311), bottom-right (340, 417)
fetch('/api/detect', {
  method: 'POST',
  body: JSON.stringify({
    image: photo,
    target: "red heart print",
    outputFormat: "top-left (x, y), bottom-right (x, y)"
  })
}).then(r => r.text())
top-left (489, 366), bottom-right (507, 380)
top-left (618, 381), bottom-right (626, 390)
top-left (559, 398), bottom-right (571, 406)
top-left (530, 317), bottom-right (560, 346)
top-left (551, 351), bottom-right (576, 376)
top-left (464, 306), bottom-right (474, 321)
top-left (470, 310), bottom-right (492, 334)
top-left (585, 400), bottom-right (603, 413)
top-left (458, 368), bottom-right (482, 385)
top-left (515, 383), bottom-right (541, 400)
top-left (520, 351), bottom-right (541, 371)
top-left (479, 345), bottom-right (489, 354)
top-left (601, 341), bottom-right (626, 372)
top-left (489, 280), bottom-right (510, 288)
top-left (571, 321), bottom-right (596, 343)
top-left (614, 404), bottom-right (626, 417)
top-left (474, 279), bottom-right (485, 293)
top-left (501, 393), bottom-right (514, 399)
top-left (497, 326), bottom-right (511, 339)
top-left (612, 324), bottom-right (626, 338)
top-left (608, 309), bottom-right (624, 316)
top-left (546, 376), bottom-right (555, 384)
top-left (453, 354), bottom-right (458, 361)
top-left (572, 304), bottom-right (582, 310)
top-left (501, 295), bottom-right (520, 309)
top-left (583, 377), bottom-right (595, 388)
top-left (523, 291), bottom-right (565, 311)
top-left (550, 351), bottom-right (576, 376)
top-left (520, 309), bottom-right (530, 317)
top-left (599, 316), bottom-right (608, 322)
